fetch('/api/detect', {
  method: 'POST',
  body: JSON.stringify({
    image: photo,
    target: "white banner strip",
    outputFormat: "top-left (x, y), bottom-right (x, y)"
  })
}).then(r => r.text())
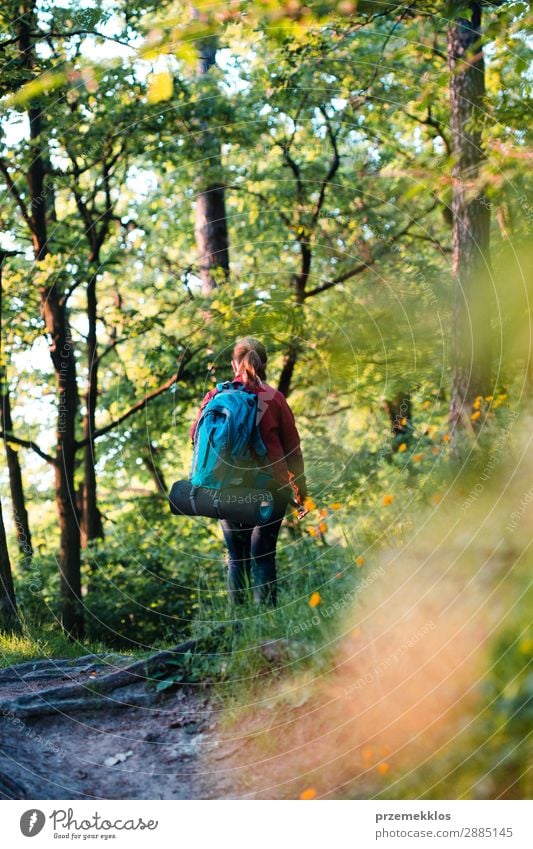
top-left (2, 799), bottom-right (532, 848)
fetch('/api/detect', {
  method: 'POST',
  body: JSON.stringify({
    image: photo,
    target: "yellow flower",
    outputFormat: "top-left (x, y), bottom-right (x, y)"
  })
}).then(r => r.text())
top-left (400, 417), bottom-right (407, 426)
top-left (377, 762), bottom-right (390, 776)
top-left (443, 433), bottom-right (450, 443)
top-left (382, 494), bottom-right (394, 506)
top-left (432, 494), bottom-right (442, 504)
top-left (308, 527), bottom-right (318, 538)
top-left (309, 592), bottom-right (321, 608)
top-left (412, 453), bottom-right (423, 462)
top-left (485, 395), bottom-right (493, 401)
top-left (318, 521), bottom-right (328, 534)
top-left (299, 787), bottom-right (317, 800)
top-left (330, 502), bottom-right (342, 510)
top-left (356, 556), bottom-right (365, 567)
top-left (319, 508), bottom-right (328, 518)
top-left (304, 497), bottom-right (316, 511)
top-left (471, 410), bottom-right (481, 421)
top-left (398, 443), bottom-right (407, 452)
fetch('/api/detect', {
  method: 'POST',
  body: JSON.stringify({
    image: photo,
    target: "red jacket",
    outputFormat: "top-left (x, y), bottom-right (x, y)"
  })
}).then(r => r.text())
top-left (189, 374), bottom-right (308, 501)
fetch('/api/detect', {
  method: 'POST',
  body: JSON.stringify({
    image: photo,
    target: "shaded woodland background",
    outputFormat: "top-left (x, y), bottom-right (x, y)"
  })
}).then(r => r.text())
top-left (0, 0), bottom-right (531, 799)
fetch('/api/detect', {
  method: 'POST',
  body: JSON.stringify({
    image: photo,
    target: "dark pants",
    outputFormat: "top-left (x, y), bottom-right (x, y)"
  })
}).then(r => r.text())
top-left (220, 490), bottom-right (290, 606)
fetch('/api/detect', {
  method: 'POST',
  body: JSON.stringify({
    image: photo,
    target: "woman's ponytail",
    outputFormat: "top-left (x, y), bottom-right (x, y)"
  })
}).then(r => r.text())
top-left (241, 349), bottom-right (264, 384)
top-left (233, 337), bottom-right (267, 385)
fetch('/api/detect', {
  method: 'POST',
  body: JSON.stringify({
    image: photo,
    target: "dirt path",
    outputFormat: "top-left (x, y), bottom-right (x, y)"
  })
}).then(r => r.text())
top-left (0, 657), bottom-right (235, 800)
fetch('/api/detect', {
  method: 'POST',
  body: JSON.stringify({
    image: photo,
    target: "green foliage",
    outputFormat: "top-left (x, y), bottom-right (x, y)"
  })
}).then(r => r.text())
top-left (79, 507), bottom-right (224, 648)
top-left (0, 622), bottom-right (123, 669)
top-left (14, 553), bottom-right (62, 625)
top-left (0, 0), bottom-right (531, 801)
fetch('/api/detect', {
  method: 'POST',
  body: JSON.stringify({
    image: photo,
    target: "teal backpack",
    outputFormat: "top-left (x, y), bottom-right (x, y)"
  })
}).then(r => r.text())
top-left (190, 381), bottom-right (268, 489)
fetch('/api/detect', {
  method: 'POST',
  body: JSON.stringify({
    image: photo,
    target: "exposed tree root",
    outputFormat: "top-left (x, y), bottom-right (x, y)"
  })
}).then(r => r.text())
top-left (0, 653), bottom-right (128, 684)
top-left (0, 634), bottom-right (217, 719)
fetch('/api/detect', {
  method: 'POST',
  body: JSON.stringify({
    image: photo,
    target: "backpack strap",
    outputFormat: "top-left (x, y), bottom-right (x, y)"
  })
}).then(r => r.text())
top-left (212, 490), bottom-right (223, 519)
top-left (216, 379), bottom-right (249, 393)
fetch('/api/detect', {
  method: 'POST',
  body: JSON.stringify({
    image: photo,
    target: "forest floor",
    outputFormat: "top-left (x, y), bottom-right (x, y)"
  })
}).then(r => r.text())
top-left (0, 654), bottom-right (238, 800)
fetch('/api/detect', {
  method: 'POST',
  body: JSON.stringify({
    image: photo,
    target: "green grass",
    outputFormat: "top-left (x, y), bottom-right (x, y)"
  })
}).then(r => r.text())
top-left (0, 619), bottom-right (146, 669)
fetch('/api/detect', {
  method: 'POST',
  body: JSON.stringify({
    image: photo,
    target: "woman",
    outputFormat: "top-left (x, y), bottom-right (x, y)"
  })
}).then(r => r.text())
top-left (190, 337), bottom-right (308, 606)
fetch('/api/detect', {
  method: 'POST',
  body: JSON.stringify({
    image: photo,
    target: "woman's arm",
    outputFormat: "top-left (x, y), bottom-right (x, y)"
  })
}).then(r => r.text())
top-left (277, 394), bottom-right (308, 501)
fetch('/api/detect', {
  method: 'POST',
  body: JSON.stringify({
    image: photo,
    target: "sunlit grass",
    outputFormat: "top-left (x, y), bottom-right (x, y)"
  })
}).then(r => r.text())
top-left (0, 619), bottom-right (142, 669)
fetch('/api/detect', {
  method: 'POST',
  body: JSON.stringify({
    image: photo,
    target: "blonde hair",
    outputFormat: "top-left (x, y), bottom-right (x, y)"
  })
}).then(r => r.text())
top-left (233, 336), bottom-right (267, 385)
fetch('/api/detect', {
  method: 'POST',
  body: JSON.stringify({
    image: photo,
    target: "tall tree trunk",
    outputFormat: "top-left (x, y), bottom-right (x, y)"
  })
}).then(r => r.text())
top-left (277, 246), bottom-right (310, 397)
top-left (194, 37), bottom-right (230, 295)
top-left (81, 270), bottom-right (104, 545)
top-left (0, 256), bottom-right (22, 631)
top-left (0, 253), bottom-right (33, 566)
top-left (18, 3), bottom-right (83, 637)
top-left (41, 295), bottom-right (82, 636)
top-left (0, 497), bottom-right (20, 633)
top-left (278, 339), bottom-right (301, 399)
top-left (0, 389), bottom-right (33, 566)
top-left (447, 2), bottom-right (492, 435)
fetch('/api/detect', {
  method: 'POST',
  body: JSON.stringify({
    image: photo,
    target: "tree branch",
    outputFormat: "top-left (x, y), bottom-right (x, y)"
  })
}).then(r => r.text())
top-left (311, 107), bottom-right (341, 226)
top-left (60, 277), bottom-right (85, 305)
top-left (305, 404), bottom-right (352, 419)
top-left (93, 321), bottom-right (169, 368)
top-left (0, 431), bottom-right (55, 464)
top-left (404, 106), bottom-right (451, 156)
top-left (0, 159), bottom-right (34, 234)
top-left (76, 371), bottom-right (180, 448)
top-left (225, 184), bottom-right (295, 232)
top-left (44, 29), bottom-right (133, 48)
top-left (72, 185), bottom-right (95, 247)
top-left (409, 232), bottom-right (451, 253)
top-left (0, 29), bottom-right (133, 51)
top-left (304, 202), bottom-right (438, 299)
top-left (304, 261), bottom-right (369, 299)
top-left (280, 142), bottom-right (304, 207)
top-left (347, 3), bottom-right (416, 110)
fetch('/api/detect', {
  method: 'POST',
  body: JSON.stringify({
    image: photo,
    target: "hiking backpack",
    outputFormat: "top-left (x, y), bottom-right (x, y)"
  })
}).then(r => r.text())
top-left (190, 381), bottom-right (267, 489)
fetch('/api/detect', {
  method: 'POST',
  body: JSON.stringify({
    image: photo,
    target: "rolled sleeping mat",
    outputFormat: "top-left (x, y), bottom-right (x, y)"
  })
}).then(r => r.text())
top-left (169, 479), bottom-right (275, 524)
